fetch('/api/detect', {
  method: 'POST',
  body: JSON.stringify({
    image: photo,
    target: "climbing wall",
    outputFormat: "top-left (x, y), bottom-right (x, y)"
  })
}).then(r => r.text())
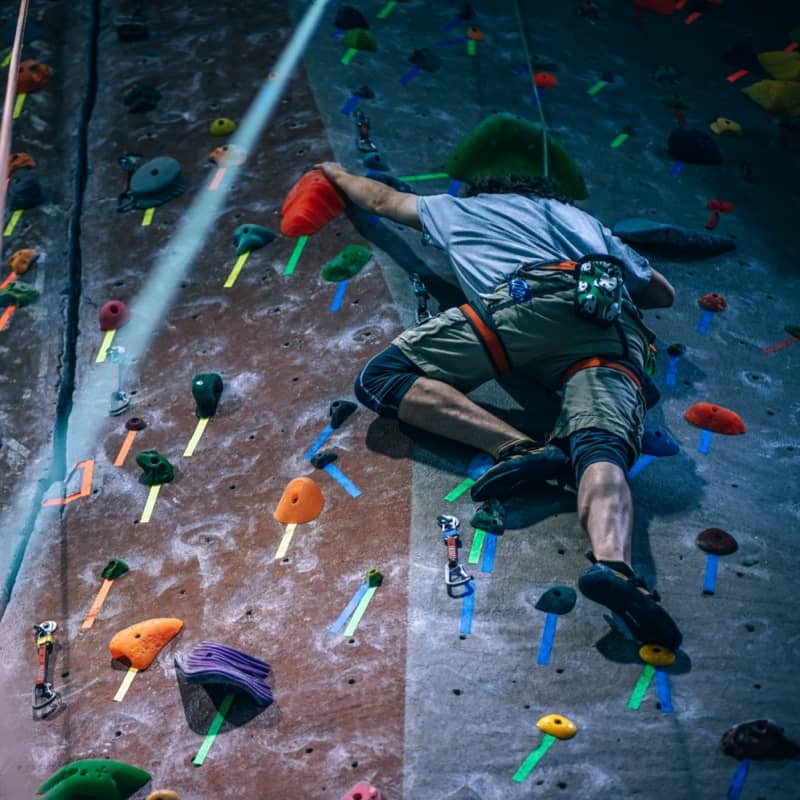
top-left (0, 0), bottom-right (799, 799)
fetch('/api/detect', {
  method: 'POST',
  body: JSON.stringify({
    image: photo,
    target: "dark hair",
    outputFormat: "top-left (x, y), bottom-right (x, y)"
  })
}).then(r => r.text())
top-left (464, 174), bottom-right (571, 203)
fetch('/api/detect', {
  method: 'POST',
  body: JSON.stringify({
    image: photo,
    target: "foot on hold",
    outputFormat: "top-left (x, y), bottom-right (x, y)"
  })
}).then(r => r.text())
top-left (577, 560), bottom-right (682, 650)
top-left (470, 497), bottom-right (505, 534)
top-left (470, 443), bottom-right (570, 502)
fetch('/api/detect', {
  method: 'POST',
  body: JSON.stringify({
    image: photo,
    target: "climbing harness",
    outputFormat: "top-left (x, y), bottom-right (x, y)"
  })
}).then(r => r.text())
top-left (439, 514), bottom-right (473, 596)
top-left (354, 111), bottom-right (376, 152)
top-left (33, 620), bottom-right (60, 718)
top-left (573, 254), bottom-right (626, 327)
top-left (411, 273), bottom-right (432, 324)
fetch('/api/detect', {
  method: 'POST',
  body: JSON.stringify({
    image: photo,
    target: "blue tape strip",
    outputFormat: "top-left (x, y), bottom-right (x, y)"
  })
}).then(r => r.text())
top-left (306, 423), bottom-right (333, 459)
top-left (665, 355), bottom-right (679, 386)
top-left (698, 429), bottom-right (713, 454)
top-left (670, 161), bottom-right (684, 176)
top-left (331, 28), bottom-right (346, 39)
top-left (399, 65), bottom-right (422, 85)
top-left (703, 553), bottom-right (719, 594)
top-left (627, 454), bottom-right (657, 479)
top-left (340, 95), bottom-right (360, 115)
top-left (727, 759), bottom-right (750, 800)
top-left (443, 17), bottom-right (461, 30)
top-left (655, 667), bottom-right (674, 712)
top-left (459, 583), bottom-right (475, 635)
top-left (536, 612), bottom-right (558, 665)
top-left (697, 309), bottom-right (714, 334)
top-left (447, 179), bottom-right (462, 196)
top-left (514, 65), bottom-right (528, 76)
top-left (435, 36), bottom-right (469, 46)
top-left (324, 463), bottom-right (362, 497)
top-left (330, 279), bottom-right (349, 312)
top-left (481, 533), bottom-right (497, 573)
top-left (329, 582), bottom-right (369, 634)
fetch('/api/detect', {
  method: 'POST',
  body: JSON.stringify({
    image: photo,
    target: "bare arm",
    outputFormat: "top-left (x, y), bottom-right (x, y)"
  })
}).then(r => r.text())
top-left (631, 267), bottom-right (675, 309)
top-left (315, 162), bottom-right (421, 230)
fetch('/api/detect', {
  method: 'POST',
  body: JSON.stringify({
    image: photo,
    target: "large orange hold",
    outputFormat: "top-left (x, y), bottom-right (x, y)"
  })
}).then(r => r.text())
top-left (274, 476), bottom-right (324, 524)
top-left (280, 169), bottom-right (346, 237)
top-left (684, 402), bottom-right (745, 435)
top-left (109, 618), bottom-right (183, 670)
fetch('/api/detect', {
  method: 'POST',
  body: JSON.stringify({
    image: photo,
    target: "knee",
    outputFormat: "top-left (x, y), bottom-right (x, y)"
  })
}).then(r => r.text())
top-left (353, 344), bottom-right (424, 418)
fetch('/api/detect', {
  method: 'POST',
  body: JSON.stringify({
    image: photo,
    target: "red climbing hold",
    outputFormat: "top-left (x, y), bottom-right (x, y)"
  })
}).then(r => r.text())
top-left (99, 299), bottom-right (131, 331)
top-left (696, 528), bottom-right (738, 555)
top-left (341, 783), bottom-right (382, 800)
top-left (684, 402), bottom-right (745, 435)
top-left (634, 0), bottom-right (678, 14)
top-left (698, 292), bottom-right (727, 311)
top-left (534, 72), bottom-right (558, 89)
top-left (17, 59), bottom-right (50, 93)
top-left (280, 169), bottom-right (346, 237)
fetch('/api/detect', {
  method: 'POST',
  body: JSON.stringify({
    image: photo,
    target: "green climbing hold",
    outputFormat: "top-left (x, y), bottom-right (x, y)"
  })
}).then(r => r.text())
top-left (233, 223), bottom-right (275, 256)
top-left (343, 28), bottom-right (377, 51)
top-left (36, 758), bottom-right (151, 800)
top-left (0, 280), bottom-right (38, 307)
top-left (470, 497), bottom-right (505, 535)
top-left (367, 568), bottom-right (383, 587)
top-left (136, 449), bottom-right (174, 486)
top-left (784, 324), bottom-right (800, 339)
top-left (101, 559), bottom-right (129, 580)
top-left (321, 245), bottom-right (372, 282)
top-left (192, 372), bottom-right (223, 418)
top-left (534, 585), bottom-right (577, 615)
top-left (210, 117), bottom-right (236, 136)
top-left (444, 113), bottom-right (588, 200)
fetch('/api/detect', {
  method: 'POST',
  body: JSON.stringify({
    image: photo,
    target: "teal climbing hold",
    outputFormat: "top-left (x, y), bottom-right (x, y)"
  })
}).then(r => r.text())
top-left (321, 245), bottom-right (371, 282)
top-left (0, 280), bottom-right (39, 307)
top-left (101, 559), bottom-right (129, 580)
top-left (192, 372), bottom-right (223, 418)
top-left (233, 223), bottom-right (275, 256)
top-left (136, 450), bottom-right (174, 486)
top-left (36, 758), bottom-right (150, 800)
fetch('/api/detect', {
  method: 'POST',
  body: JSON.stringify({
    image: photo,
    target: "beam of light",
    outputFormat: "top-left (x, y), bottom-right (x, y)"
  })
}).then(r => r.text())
top-left (0, 0), bottom-right (333, 616)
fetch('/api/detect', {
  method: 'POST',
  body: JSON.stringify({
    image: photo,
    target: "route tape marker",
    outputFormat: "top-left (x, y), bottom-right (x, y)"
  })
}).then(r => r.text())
top-left (193, 692), bottom-right (234, 766)
top-left (340, 95), bottom-right (360, 115)
top-left (275, 523), bottom-right (297, 560)
top-left (399, 65), bottom-right (422, 85)
top-left (4, 208), bottom-right (22, 236)
top-left (141, 207), bottom-right (155, 226)
top-left (323, 462), bottom-right (362, 498)
top-left (224, 251), bottom-right (250, 288)
top-left (627, 454), bottom-right (656, 479)
top-left (377, 0), bottom-right (397, 18)
top-left (329, 582), bottom-right (369, 634)
top-left (284, 236), bottom-right (308, 275)
top-left (12, 92), bottom-right (26, 118)
top-left (481, 532), bottom-right (498, 573)
top-left (43, 459), bottom-right (94, 506)
top-left (113, 667), bottom-right (138, 702)
top-left (697, 309), bottom-right (714, 334)
top-left (139, 484), bottom-right (161, 524)
top-left (697, 429), bottom-right (713, 454)
top-left (654, 667), bottom-right (673, 713)
top-left (95, 329), bottom-right (116, 363)
top-left (341, 48), bottom-right (358, 65)
top-left (113, 429), bottom-right (138, 467)
top-left (330, 279), bottom-right (348, 312)
top-left (343, 585), bottom-right (378, 636)
top-left (627, 663), bottom-right (655, 710)
top-left (727, 759), bottom-right (750, 800)
top-left (82, 579), bottom-right (114, 629)
top-left (702, 553), bottom-right (719, 594)
top-left (536, 612), bottom-right (558, 665)
top-left (208, 167), bottom-right (226, 192)
top-left (468, 528), bottom-right (486, 564)
top-left (459, 583), bottom-right (475, 635)
top-left (444, 476), bottom-right (474, 502)
top-left (665, 354), bottom-right (680, 385)
top-left (184, 417), bottom-right (210, 457)
top-left (0, 304), bottom-right (15, 331)
top-left (513, 734), bottom-right (557, 782)
top-left (305, 423), bottom-right (333, 459)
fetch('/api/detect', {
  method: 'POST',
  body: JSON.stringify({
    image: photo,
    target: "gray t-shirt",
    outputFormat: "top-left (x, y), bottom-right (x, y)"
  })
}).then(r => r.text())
top-left (416, 193), bottom-right (652, 307)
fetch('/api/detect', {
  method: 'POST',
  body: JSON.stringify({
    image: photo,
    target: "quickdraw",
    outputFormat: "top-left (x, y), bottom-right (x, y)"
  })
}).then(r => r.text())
top-left (33, 620), bottom-right (60, 718)
top-left (438, 514), bottom-right (473, 597)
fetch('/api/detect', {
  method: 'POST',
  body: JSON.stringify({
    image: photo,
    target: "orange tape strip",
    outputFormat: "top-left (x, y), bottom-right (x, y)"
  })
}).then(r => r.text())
top-left (0, 270), bottom-right (15, 288)
top-left (726, 69), bottom-right (749, 83)
top-left (208, 167), bottom-right (226, 191)
top-left (0, 304), bottom-right (14, 331)
top-left (42, 458), bottom-right (95, 506)
top-left (685, 11), bottom-right (701, 24)
top-left (81, 579), bottom-right (113, 629)
top-left (113, 429), bottom-right (137, 467)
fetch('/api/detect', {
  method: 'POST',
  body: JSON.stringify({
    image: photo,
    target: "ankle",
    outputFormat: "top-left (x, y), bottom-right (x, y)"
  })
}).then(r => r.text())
top-left (597, 559), bottom-right (634, 578)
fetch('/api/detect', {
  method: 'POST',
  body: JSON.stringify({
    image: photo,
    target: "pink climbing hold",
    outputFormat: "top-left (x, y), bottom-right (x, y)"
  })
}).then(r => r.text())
top-left (698, 292), bottom-right (727, 311)
top-left (99, 299), bottom-right (131, 331)
top-left (341, 783), bottom-right (382, 800)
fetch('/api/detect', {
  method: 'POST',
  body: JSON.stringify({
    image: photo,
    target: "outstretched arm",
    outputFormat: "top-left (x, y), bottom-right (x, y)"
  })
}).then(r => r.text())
top-left (315, 162), bottom-right (422, 230)
top-left (632, 267), bottom-right (675, 309)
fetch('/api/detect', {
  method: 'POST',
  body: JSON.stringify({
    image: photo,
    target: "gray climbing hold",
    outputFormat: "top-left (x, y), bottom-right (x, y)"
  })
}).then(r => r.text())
top-left (613, 218), bottom-right (736, 257)
top-left (534, 585), bottom-right (577, 615)
top-left (120, 156), bottom-right (185, 211)
top-left (310, 451), bottom-right (337, 469)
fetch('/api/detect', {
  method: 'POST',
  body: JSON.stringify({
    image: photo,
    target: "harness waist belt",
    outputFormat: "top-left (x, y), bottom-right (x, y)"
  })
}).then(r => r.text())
top-left (562, 357), bottom-right (642, 389)
top-left (459, 303), bottom-right (511, 375)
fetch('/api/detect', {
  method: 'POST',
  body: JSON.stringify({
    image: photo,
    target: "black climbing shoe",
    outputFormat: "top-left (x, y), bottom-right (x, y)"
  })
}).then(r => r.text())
top-left (578, 562), bottom-right (682, 650)
top-left (470, 444), bottom-right (571, 502)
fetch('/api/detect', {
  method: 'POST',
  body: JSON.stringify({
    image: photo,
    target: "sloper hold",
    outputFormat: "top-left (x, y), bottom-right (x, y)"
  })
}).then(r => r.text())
top-left (8, 247), bottom-right (38, 274)
top-left (757, 51), bottom-right (800, 82)
top-left (668, 128), bottom-right (722, 164)
top-left (698, 292), bottom-right (726, 311)
top-left (0, 280), bottom-right (38, 307)
top-left (444, 113), bottom-right (588, 200)
top-left (470, 497), bottom-right (505, 534)
top-left (192, 372), bottom-right (223, 418)
top-left (535, 585), bottom-right (577, 615)
top-left (612, 218), bottom-right (736, 256)
top-left (310, 450), bottom-right (337, 468)
top-left (125, 416), bottom-right (147, 431)
top-left (336, 6), bottom-right (369, 29)
top-left (742, 80), bottom-right (800, 116)
top-left (666, 343), bottom-right (686, 356)
top-left (101, 558), bottom-right (129, 580)
top-left (343, 28), bottom-right (377, 51)
top-left (642, 425), bottom-right (679, 456)
top-left (537, 714), bottom-right (578, 740)
top-left (99, 299), bottom-right (130, 331)
top-left (233, 223), bottom-right (275, 256)
top-left (722, 719), bottom-right (800, 761)
top-left (109, 618), bottom-right (183, 670)
top-left (696, 527), bottom-right (738, 555)
top-left (639, 643), bottom-right (675, 666)
top-left (280, 169), bottom-right (347, 237)
top-left (36, 759), bottom-right (151, 800)
top-left (123, 156), bottom-right (185, 211)
top-left (136, 449), bottom-right (175, 485)
top-left (321, 245), bottom-right (371, 282)
top-left (684, 402), bottom-right (745, 435)
top-left (330, 399), bottom-right (357, 428)
top-left (274, 477), bottom-right (324, 524)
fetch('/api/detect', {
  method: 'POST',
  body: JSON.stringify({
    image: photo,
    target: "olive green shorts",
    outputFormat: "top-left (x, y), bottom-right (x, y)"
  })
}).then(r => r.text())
top-left (392, 274), bottom-right (650, 459)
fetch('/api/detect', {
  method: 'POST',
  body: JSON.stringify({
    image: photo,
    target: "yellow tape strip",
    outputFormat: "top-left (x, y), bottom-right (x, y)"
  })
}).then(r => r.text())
top-left (1, 51), bottom-right (11, 68)
top-left (82, 579), bottom-right (113, 629)
top-left (113, 667), bottom-right (138, 702)
top-left (140, 484), bottom-right (161, 523)
top-left (183, 417), bottom-right (209, 457)
top-left (141, 207), bottom-right (155, 226)
top-left (275, 523), bottom-right (297, 559)
top-left (95, 329), bottom-right (116, 363)
top-left (12, 93), bottom-right (26, 119)
top-left (223, 251), bottom-right (250, 288)
top-left (4, 209), bottom-right (22, 236)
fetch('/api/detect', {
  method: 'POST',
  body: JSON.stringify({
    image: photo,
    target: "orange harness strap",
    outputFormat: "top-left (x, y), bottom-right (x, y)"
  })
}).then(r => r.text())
top-left (459, 303), bottom-right (511, 375)
top-left (562, 356), bottom-right (642, 389)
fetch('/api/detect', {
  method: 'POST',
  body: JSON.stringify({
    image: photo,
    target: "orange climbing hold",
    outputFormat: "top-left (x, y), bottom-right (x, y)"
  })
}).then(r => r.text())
top-left (467, 26), bottom-right (484, 41)
top-left (17, 59), bottom-right (50, 93)
top-left (8, 152), bottom-right (35, 175)
top-left (8, 248), bottom-right (38, 275)
top-left (684, 402), bottom-right (745, 435)
top-left (274, 476), bottom-right (325, 524)
top-left (698, 292), bottom-right (726, 311)
top-left (109, 618), bottom-right (183, 670)
top-left (280, 169), bottom-right (346, 237)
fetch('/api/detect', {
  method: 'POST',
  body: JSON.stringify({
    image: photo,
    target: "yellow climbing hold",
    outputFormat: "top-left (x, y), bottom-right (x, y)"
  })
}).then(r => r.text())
top-left (209, 117), bottom-right (237, 136)
top-left (742, 80), bottom-right (800, 116)
top-left (146, 792), bottom-right (180, 800)
top-left (639, 643), bottom-right (676, 666)
top-left (757, 51), bottom-right (800, 82)
top-left (709, 117), bottom-right (742, 136)
top-left (536, 713), bottom-right (577, 740)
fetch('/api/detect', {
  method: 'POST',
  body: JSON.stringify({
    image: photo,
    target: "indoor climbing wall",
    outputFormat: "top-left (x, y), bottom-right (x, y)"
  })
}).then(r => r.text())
top-left (0, 1), bottom-right (798, 799)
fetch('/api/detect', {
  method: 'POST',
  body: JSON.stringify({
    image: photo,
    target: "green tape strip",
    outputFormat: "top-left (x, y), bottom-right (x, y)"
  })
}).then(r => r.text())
top-left (193, 692), bottom-right (234, 765)
top-left (587, 80), bottom-right (608, 96)
top-left (341, 48), bottom-right (358, 65)
top-left (444, 477), bottom-right (474, 502)
top-left (377, 0), bottom-right (397, 18)
top-left (467, 39), bottom-right (477, 56)
top-left (396, 172), bottom-right (449, 182)
top-left (627, 664), bottom-right (655, 710)
top-left (512, 734), bottom-right (556, 782)
top-left (610, 133), bottom-right (629, 149)
top-left (284, 236), bottom-right (309, 275)
top-left (343, 585), bottom-right (378, 637)
top-left (468, 528), bottom-right (486, 564)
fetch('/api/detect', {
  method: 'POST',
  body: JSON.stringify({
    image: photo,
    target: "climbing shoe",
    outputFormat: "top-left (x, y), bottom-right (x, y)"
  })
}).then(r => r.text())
top-left (470, 443), bottom-right (571, 502)
top-left (578, 562), bottom-right (682, 650)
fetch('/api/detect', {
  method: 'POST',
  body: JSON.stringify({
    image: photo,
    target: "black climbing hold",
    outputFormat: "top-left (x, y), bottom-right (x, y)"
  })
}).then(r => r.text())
top-left (354, 85), bottom-right (374, 99)
top-left (612, 218), bottom-right (735, 256)
top-left (409, 48), bottom-right (442, 73)
top-left (668, 127), bottom-right (722, 165)
top-left (722, 719), bottom-right (800, 761)
top-left (336, 6), bottom-right (369, 30)
top-left (192, 373), bottom-right (224, 418)
top-left (123, 83), bottom-right (162, 113)
top-left (101, 559), bottom-right (129, 580)
top-left (310, 450), bottom-right (338, 469)
top-left (116, 13), bottom-right (148, 42)
top-left (7, 169), bottom-right (44, 210)
top-left (330, 400), bottom-right (357, 429)
top-left (125, 417), bottom-right (147, 431)
top-left (470, 498), bottom-right (505, 535)
top-left (721, 41), bottom-right (764, 75)
top-left (136, 449), bottom-right (174, 486)
top-left (118, 156), bottom-right (185, 212)
top-left (666, 343), bottom-right (686, 357)
top-left (535, 585), bottom-right (577, 615)
top-left (362, 151), bottom-right (390, 171)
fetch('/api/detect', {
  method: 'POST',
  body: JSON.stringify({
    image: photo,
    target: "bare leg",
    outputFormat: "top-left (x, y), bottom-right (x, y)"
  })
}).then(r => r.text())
top-left (397, 376), bottom-right (532, 457)
top-left (576, 461), bottom-right (632, 565)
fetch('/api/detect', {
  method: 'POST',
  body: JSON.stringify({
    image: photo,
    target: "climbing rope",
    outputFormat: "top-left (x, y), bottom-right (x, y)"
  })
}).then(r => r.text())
top-left (0, 0), bottom-right (31, 265)
top-left (512, 0), bottom-right (549, 179)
